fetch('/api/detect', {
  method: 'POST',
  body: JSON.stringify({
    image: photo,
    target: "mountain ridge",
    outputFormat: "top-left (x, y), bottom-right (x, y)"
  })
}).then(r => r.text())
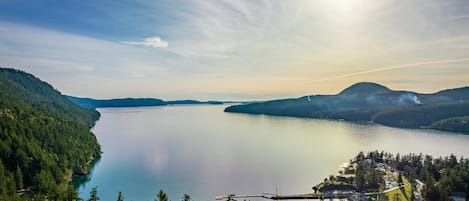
top-left (225, 82), bottom-right (469, 133)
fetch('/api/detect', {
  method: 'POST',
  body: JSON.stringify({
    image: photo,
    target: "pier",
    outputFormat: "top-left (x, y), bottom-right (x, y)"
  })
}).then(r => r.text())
top-left (216, 191), bottom-right (359, 201)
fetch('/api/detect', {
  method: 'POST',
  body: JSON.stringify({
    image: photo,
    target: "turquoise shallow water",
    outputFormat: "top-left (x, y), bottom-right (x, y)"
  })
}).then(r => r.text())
top-left (78, 105), bottom-right (469, 201)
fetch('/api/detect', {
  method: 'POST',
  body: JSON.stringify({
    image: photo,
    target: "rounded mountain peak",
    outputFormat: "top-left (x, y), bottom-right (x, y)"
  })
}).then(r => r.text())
top-left (339, 82), bottom-right (391, 96)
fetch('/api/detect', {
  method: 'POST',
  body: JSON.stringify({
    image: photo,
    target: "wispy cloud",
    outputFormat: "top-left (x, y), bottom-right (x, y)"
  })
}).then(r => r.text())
top-left (122, 36), bottom-right (169, 48)
top-left (1, 0), bottom-right (469, 100)
top-left (446, 15), bottom-right (469, 21)
top-left (313, 58), bottom-right (469, 82)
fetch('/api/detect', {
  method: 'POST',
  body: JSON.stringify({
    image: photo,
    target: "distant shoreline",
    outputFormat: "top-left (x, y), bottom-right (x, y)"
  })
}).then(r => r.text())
top-left (67, 95), bottom-right (234, 109)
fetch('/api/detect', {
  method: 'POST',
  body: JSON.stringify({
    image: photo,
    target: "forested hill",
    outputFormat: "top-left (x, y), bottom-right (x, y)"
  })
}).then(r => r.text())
top-left (0, 68), bottom-right (101, 200)
top-left (66, 96), bottom-right (166, 109)
top-left (67, 96), bottom-right (224, 109)
top-left (225, 82), bottom-right (469, 133)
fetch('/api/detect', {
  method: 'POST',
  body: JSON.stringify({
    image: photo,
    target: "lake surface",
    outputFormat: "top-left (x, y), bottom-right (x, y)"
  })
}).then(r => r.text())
top-left (78, 105), bottom-right (469, 201)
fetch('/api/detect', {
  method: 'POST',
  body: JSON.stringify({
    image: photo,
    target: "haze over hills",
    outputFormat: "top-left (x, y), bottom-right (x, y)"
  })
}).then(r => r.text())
top-left (67, 96), bottom-right (224, 109)
top-left (68, 82), bottom-right (469, 133)
top-left (225, 82), bottom-right (469, 133)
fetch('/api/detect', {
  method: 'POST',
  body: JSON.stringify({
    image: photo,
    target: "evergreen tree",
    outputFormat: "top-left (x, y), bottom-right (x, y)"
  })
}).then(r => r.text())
top-left (182, 194), bottom-right (192, 201)
top-left (117, 191), bottom-right (124, 201)
top-left (61, 185), bottom-right (83, 201)
top-left (14, 166), bottom-right (23, 190)
top-left (0, 68), bottom-right (102, 200)
top-left (156, 189), bottom-right (169, 201)
top-left (88, 187), bottom-right (100, 201)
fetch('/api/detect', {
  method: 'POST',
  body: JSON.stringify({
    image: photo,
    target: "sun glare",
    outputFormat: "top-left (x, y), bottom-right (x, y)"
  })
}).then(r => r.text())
top-left (310, 0), bottom-right (366, 23)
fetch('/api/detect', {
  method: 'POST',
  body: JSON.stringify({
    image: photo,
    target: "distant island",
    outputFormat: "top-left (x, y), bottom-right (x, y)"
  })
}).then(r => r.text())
top-left (225, 82), bottom-right (469, 133)
top-left (67, 96), bottom-right (224, 109)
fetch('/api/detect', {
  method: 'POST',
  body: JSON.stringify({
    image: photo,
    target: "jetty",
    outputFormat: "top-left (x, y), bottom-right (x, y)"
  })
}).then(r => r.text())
top-left (216, 191), bottom-right (360, 201)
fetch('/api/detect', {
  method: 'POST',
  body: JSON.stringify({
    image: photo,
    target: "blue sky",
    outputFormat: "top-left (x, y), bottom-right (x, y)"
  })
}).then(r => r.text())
top-left (0, 1), bottom-right (172, 40)
top-left (1, 0), bottom-right (469, 100)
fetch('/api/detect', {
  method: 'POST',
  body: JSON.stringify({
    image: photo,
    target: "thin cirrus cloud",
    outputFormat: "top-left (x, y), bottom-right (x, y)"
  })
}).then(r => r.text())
top-left (122, 36), bottom-right (169, 48)
top-left (1, 0), bottom-right (469, 100)
top-left (312, 57), bottom-right (469, 82)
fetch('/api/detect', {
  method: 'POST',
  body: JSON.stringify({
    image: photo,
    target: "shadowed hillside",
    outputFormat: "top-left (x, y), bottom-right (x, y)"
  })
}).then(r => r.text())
top-left (225, 82), bottom-right (469, 133)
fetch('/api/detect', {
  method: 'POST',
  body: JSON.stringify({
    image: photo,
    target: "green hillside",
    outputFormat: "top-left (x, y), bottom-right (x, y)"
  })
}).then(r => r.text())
top-left (225, 82), bottom-right (469, 133)
top-left (0, 68), bottom-right (101, 200)
top-left (430, 116), bottom-right (469, 133)
top-left (373, 102), bottom-right (469, 128)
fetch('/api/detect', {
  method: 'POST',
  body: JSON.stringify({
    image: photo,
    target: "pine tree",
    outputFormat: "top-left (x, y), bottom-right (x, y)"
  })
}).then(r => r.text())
top-left (117, 191), bottom-right (124, 201)
top-left (397, 172), bottom-right (403, 184)
top-left (182, 194), bottom-right (191, 201)
top-left (88, 187), bottom-right (100, 201)
top-left (156, 189), bottom-right (169, 201)
top-left (14, 166), bottom-right (23, 190)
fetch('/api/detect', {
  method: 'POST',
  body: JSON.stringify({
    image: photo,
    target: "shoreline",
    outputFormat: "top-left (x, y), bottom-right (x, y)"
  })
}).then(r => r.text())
top-left (223, 110), bottom-right (469, 135)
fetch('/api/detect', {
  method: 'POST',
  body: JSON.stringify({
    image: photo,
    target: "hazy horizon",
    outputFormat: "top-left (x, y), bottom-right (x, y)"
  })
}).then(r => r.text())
top-left (65, 81), bottom-right (468, 102)
top-left (1, 0), bottom-right (469, 100)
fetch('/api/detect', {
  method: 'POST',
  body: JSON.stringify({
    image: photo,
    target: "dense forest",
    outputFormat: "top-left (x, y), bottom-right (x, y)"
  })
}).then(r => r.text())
top-left (356, 151), bottom-right (469, 201)
top-left (225, 82), bottom-right (469, 133)
top-left (0, 68), bottom-right (101, 200)
top-left (373, 102), bottom-right (469, 129)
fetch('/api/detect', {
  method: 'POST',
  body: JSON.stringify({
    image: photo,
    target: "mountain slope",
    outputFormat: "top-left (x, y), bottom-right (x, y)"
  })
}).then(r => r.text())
top-left (373, 102), bottom-right (469, 128)
top-left (225, 82), bottom-right (469, 133)
top-left (339, 82), bottom-right (391, 96)
top-left (0, 68), bottom-right (101, 200)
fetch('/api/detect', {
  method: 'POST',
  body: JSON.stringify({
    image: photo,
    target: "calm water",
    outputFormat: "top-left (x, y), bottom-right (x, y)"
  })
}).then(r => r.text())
top-left (78, 105), bottom-right (469, 201)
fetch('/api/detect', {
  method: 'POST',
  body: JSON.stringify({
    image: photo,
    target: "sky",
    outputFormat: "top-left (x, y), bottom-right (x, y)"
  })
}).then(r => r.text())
top-left (0, 0), bottom-right (469, 101)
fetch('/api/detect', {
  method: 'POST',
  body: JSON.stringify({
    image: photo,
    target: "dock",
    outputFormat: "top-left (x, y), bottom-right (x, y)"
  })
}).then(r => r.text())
top-left (216, 192), bottom-right (358, 201)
